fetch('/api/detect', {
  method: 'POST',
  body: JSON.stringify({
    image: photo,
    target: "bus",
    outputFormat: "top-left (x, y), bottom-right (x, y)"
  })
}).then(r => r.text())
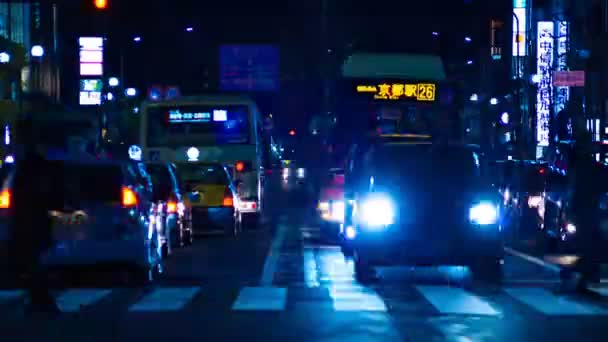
top-left (139, 95), bottom-right (263, 225)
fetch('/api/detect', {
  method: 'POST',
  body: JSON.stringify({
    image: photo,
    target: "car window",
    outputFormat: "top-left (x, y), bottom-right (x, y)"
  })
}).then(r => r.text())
top-left (63, 163), bottom-right (123, 202)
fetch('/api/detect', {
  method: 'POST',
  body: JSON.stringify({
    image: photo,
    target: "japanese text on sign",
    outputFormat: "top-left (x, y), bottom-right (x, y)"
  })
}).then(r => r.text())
top-left (356, 83), bottom-right (436, 101)
top-left (536, 22), bottom-right (554, 147)
top-left (555, 21), bottom-right (569, 116)
top-left (168, 109), bottom-right (211, 123)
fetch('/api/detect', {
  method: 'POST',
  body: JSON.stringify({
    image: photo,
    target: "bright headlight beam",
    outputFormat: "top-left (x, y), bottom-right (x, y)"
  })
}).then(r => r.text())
top-left (469, 202), bottom-right (498, 225)
top-left (360, 195), bottom-right (395, 227)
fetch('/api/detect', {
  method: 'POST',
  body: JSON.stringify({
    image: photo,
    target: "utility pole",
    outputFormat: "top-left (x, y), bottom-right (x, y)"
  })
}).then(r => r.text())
top-left (321, 0), bottom-right (330, 129)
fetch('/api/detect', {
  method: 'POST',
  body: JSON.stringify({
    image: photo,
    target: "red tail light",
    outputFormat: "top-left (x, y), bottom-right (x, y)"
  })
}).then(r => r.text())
top-left (539, 168), bottom-right (546, 174)
top-left (0, 189), bottom-right (10, 209)
top-left (223, 188), bottom-right (234, 207)
top-left (235, 161), bottom-right (245, 172)
top-left (122, 187), bottom-right (138, 208)
top-left (167, 201), bottom-right (177, 214)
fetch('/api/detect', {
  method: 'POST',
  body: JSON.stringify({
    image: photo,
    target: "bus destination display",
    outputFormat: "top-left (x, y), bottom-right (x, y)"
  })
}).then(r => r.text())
top-left (355, 83), bottom-right (436, 102)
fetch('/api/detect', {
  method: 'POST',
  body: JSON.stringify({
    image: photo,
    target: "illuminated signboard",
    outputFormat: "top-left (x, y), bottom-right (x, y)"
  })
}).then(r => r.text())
top-left (555, 21), bottom-right (569, 116)
top-left (512, 7), bottom-right (526, 56)
top-left (79, 37), bottom-right (103, 76)
top-left (355, 83), bottom-right (436, 102)
top-left (79, 79), bottom-right (103, 105)
top-left (537, 21), bottom-right (554, 148)
top-left (168, 109), bottom-right (211, 123)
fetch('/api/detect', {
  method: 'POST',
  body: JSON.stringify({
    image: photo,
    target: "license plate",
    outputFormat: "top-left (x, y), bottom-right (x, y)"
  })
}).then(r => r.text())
top-left (50, 211), bottom-right (93, 226)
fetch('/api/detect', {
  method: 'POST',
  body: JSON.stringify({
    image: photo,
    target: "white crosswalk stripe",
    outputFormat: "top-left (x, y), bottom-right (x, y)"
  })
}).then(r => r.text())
top-left (505, 287), bottom-right (608, 316)
top-left (129, 287), bottom-right (200, 312)
top-left (329, 284), bottom-right (387, 312)
top-left (56, 289), bottom-right (112, 313)
top-left (0, 284), bottom-right (608, 316)
top-left (416, 286), bottom-right (500, 316)
top-left (232, 286), bottom-right (287, 311)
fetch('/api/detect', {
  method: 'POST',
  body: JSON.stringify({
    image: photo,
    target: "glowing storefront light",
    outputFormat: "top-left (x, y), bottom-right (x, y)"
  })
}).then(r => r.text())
top-left (554, 21), bottom-right (570, 117)
top-left (536, 22), bottom-right (554, 147)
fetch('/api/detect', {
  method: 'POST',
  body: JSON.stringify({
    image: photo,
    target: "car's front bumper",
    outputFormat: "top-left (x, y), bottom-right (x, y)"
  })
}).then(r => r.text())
top-left (351, 224), bottom-right (503, 266)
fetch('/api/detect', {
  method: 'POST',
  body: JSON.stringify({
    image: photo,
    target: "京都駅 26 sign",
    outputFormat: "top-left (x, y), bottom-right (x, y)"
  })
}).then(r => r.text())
top-left (356, 83), bottom-right (436, 101)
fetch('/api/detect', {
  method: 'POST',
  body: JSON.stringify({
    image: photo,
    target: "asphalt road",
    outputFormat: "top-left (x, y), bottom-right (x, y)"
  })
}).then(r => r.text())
top-left (1, 175), bottom-right (608, 341)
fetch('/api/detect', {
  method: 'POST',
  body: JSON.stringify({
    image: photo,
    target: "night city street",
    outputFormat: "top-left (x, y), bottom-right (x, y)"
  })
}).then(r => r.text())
top-left (3, 1), bottom-right (608, 341)
top-left (0, 175), bottom-right (607, 341)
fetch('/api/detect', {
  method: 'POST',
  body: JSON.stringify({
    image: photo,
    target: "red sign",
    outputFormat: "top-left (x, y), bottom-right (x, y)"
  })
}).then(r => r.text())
top-left (553, 71), bottom-right (585, 87)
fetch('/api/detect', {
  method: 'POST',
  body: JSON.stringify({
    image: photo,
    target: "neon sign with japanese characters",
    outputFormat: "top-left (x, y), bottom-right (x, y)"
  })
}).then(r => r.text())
top-left (536, 21), bottom-right (554, 147)
top-left (355, 83), bottom-right (436, 102)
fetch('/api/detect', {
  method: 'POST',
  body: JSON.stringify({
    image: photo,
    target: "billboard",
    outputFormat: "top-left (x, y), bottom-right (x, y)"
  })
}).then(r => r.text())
top-left (219, 44), bottom-right (279, 92)
top-left (79, 79), bottom-right (103, 105)
top-left (512, 7), bottom-right (526, 56)
top-left (536, 21), bottom-right (554, 147)
top-left (554, 21), bottom-right (569, 115)
top-left (79, 37), bottom-right (103, 76)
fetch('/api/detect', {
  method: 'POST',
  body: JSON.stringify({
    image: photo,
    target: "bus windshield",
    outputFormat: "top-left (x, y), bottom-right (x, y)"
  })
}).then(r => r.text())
top-left (146, 104), bottom-right (251, 147)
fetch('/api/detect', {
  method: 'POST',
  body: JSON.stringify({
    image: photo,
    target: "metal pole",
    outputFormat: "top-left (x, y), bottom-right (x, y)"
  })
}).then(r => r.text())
top-left (514, 12), bottom-right (521, 155)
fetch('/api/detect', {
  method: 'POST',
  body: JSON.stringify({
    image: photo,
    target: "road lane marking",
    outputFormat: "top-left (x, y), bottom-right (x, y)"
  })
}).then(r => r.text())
top-left (260, 217), bottom-right (288, 286)
top-left (232, 286), bottom-right (287, 311)
top-left (303, 246), bottom-right (320, 288)
top-left (0, 290), bottom-right (24, 302)
top-left (416, 286), bottom-right (500, 316)
top-left (329, 285), bottom-right (387, 311)
top-left (505, 287), bottom-right (608, 315)
top-left (504, 247), bottom-right (561, 273)
top-left (56, 289), bottom-right (112, 313)
top-left (129, 287), bottom-right (200, 312)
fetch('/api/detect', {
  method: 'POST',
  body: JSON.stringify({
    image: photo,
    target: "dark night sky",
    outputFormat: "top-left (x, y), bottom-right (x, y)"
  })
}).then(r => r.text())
top-left (60, 0), bottom-right (506, 129)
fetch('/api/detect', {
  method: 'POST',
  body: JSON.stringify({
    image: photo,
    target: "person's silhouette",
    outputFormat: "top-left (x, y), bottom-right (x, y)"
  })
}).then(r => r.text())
top-left (10, 116), bottom-right (60, 314)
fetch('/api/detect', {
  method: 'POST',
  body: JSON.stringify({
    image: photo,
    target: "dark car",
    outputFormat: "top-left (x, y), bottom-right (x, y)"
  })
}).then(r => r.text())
top-left (343, 136), bottom-right (504, 282)
top-left (145, 162), bottom-right (193, 258)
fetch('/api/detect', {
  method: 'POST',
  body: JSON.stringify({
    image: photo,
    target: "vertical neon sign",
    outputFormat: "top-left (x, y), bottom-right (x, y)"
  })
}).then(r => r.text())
top-left (537, 21), bottom-right (554, 147)
top-left (554, 21), bottom-right (569, 116)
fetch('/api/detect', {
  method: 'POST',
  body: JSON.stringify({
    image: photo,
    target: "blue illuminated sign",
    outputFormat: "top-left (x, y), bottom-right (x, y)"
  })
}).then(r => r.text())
top-left (168, 109), bottom-right (211, 123)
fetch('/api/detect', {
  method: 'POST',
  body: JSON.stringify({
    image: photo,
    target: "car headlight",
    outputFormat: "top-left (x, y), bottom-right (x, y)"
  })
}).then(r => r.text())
top-left (330, 201), bottom-right (344, 222)
top-left (360, 194), bottom-right (395, 227)
top-left (469, 202), bottom-right (498, 225)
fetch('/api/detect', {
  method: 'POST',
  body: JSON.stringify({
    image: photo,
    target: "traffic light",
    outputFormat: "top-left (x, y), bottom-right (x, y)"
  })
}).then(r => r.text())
top-left (289, 129), bottom-right (296, 136)
top-left (94, 0), bottom-right (108, 10)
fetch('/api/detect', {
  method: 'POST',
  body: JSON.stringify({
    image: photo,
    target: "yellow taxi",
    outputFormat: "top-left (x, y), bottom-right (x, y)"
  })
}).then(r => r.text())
top-left (175, 163), bottom-right (241, 236)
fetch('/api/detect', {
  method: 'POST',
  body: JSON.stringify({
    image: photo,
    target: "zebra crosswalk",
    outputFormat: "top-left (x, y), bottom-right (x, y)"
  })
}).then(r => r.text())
top-left (1, 284), bottom-right (608, 317)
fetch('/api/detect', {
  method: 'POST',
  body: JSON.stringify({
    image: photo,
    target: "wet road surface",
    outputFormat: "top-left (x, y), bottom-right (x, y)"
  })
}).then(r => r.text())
top-left (1, 176), bottom-right (608, 341)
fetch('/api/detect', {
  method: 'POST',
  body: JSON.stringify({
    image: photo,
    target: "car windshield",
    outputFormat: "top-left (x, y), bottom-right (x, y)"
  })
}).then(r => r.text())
top-left (370, 144), bottom-right (483, 192)
top-left (62, 163), bottom-right (123, 202)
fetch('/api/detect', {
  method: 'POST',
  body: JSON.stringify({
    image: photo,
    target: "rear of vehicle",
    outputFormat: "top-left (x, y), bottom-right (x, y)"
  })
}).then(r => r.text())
top-left (318, 169), bottom-right (345, 240)
top-left (347, 144), bottom-right (503, 278)
top-left (176, 163), bottom-right (240, 235)
top-left (1, 160), bottom-right (157, 273)
top-left (140, 96), bottom-right (262, 227)
top-left (146, 163), bottom-right (192, 257)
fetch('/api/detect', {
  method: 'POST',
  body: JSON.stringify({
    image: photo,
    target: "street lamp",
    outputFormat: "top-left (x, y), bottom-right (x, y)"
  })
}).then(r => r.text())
top-left (133, 36), bottom-right (142, 42)
top-left (470, 93), bottom-right (478, 102)
top-left (490, 97), bottom-right (498, 105)
top-left (0, 52), bottom-right (10, 64)
top-left (186, 27), bottom-right (194, 32)
top-left (108, 77), bottom-right (119, 87)
top-left (31, 45), bottom-right (44, 57)
top-left (125, 88), bottom-right (137, 97)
